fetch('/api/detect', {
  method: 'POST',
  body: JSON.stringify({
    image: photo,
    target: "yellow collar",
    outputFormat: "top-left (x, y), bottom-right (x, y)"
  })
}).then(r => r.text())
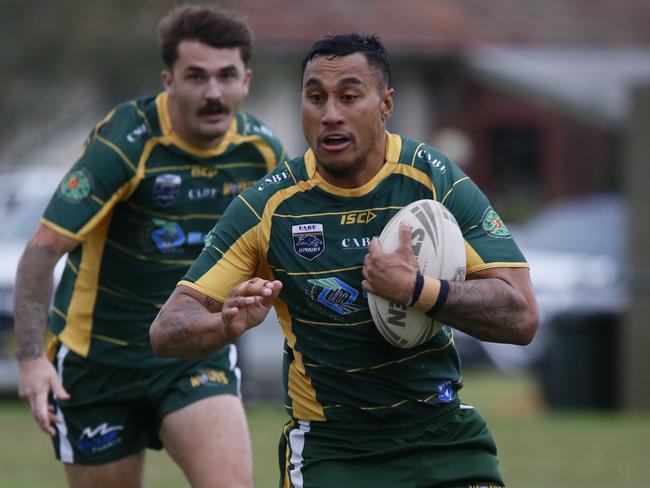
top-left (303, 131), bottom-right (402, 197)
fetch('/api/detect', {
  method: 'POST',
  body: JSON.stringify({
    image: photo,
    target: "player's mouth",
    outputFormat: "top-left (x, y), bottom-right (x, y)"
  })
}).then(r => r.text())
top-left (320, 133), bottom-right (351, 152)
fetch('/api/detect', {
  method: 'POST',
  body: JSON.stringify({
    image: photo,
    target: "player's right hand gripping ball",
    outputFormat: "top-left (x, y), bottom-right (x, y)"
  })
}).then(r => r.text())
top-left (368, 200), bottom-right (466, 348)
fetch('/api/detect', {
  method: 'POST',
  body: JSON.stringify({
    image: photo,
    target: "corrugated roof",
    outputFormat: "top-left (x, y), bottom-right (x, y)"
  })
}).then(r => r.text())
top-left (223, 0), bottom-right (650, 53)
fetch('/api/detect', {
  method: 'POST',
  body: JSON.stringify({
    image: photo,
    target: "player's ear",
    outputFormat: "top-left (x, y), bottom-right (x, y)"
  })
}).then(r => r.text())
top-left (243, 68), bottom-right (252, 95)
top-left (380, 88), bottom-right (394, 123)
top-left (161, 70), bottom-right (174, 94)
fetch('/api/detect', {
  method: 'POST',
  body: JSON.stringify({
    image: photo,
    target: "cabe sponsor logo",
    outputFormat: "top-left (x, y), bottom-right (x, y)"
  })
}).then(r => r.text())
top-left (188, 187), bottom-right (219, 200)
top-left (257, 170), bottom-right (290, 190)
top-left (341, 236), bottom-right (372, 250)
top-left (126, 123), bottom-right (147, 143)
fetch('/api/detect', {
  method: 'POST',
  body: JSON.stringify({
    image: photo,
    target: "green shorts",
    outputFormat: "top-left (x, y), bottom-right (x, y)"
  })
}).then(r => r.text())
top-left (50, 341), bottom-right (240, 465)
top-left (278, 400), bottom-right (505, 488)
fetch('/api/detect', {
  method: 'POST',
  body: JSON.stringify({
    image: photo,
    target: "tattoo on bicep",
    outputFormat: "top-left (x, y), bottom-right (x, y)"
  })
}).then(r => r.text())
top-left (14, 243), bottom-right (60, 360)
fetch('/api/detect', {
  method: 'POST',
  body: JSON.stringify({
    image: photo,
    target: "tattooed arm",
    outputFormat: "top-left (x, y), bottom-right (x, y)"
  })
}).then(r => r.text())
top-left (436, 267), bottom-right (539, 345)
top-left (150, 278), bottom-right (282, 360)
top-left (15, 224), bottom-right (77, 435)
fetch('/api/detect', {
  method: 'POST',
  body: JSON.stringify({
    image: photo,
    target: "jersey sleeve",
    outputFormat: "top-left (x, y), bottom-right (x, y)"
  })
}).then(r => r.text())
top-left (179, 192), bottom-right (263, 302)
top-left (42, 105), bottom-right (143, 241)
top-left (422, 148), bottom-right (528, 274)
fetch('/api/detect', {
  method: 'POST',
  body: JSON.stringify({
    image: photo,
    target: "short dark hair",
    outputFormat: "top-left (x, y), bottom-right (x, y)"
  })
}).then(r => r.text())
top-left (301, 34), bottom-right (392, 88)
top-left (157, 4), bottom-right (254, 69)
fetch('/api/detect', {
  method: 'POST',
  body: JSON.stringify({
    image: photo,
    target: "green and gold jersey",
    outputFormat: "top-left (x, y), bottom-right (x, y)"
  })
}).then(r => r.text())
top-left (43, 92), bottom-right (285, 367)
top-left (181, 132), bottom-right (527, 422)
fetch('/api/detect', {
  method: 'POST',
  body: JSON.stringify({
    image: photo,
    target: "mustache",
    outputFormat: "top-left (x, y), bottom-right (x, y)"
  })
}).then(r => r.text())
top-left (197, 101), bottom-right (228, 116)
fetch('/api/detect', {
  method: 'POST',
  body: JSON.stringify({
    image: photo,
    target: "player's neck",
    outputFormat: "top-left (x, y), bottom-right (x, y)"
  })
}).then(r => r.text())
top-left (318, 155), bottom-right (385, 189)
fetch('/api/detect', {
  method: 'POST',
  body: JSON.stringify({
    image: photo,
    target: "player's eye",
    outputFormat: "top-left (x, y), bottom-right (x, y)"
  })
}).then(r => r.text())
top-left (220, 70), bottom-right (238, 81)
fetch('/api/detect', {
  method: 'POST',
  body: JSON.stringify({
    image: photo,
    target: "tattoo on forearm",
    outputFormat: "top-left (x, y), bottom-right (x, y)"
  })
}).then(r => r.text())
top-left (438, 279), bottom-right (521, 343)
top-left (203, 295), bottom-right (218, 311)
top-left (156, 296), bottom-right (218, 358)
top-left (14, 244), bottom-right (58, 360)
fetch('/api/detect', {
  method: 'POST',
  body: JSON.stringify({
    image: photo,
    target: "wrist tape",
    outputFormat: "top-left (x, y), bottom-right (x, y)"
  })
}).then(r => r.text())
top-left (410, 274), bottom-right (450, 318)
top-left (406, 271), bottom-right (425, 307)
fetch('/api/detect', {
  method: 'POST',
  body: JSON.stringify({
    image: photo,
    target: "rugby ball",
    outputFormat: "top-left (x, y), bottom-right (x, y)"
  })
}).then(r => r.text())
top-left (368, 199), bottom-right (466, 348)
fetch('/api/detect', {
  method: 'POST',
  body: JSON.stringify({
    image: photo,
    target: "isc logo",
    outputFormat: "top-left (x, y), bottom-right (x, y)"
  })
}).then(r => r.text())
top-left (340, 211), bottom-right (376, 225)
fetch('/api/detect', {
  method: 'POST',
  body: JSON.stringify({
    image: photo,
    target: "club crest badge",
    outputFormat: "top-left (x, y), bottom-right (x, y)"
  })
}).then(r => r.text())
top-left (481, 207), bottom-right (511, 238)
top-left (59, 169), bottom-right (92, 202)
top-left (153, 174), bottom-right (182, 207)
top-left (292, 223), bottom-right (325, 261)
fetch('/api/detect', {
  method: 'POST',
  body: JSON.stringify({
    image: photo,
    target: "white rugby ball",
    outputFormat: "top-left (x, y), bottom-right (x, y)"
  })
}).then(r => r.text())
top-left (368, 199), bottom-right (466, 348)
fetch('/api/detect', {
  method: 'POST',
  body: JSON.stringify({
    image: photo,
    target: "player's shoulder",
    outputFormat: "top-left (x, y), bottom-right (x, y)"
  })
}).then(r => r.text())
top-left (395, 134), bottom-right (452, 177)
top-left (250, 159), bottom-right (299, 200)
top-left (235, 155), bottom-right (305, 211)
top-left (92, 95), bottom-right (158, 151)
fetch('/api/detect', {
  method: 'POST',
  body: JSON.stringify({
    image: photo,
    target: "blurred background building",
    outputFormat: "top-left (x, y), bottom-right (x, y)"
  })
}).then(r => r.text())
top-left (1, 0), bottom-right (649, 408)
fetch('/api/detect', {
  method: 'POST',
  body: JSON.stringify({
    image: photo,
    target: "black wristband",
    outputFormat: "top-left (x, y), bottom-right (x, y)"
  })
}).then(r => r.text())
top-left (407, 271), bottom-right (425, 307)
top-left (426, 279), bottom-right (449, 318)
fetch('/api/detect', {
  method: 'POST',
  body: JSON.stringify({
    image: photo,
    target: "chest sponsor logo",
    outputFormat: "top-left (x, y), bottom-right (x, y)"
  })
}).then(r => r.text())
top-left (186, 231), bottom-right (204, 245)
top-left (77, 423), bottom-right (124, 453)
top-left (257, 170), bottom-right (290, 190)
top-left (245, 121), bottom-right (275, 138)
top-left (340, 210), bottom-right (376, 225)
top-left (481, 207), bottom-right (511, 238)
top-left (292, 223), bottom-right (325, 260)
top-left (223, 180), bottom-right (254, 196)
top-left (188, 187), bottom-right (219, 200)
top-left (126, 123), bottom-right (147, 143)
top-left (59, 169), bottom-right (92, 202)
top-left (153, 174), bottom-right (181, 207)
top-left (150, 219), bottom-right (185, 253)
top-left (417, 148), bottom-right (447, 174)
top-left (191, 166), bottom-right (218, 178)
top-left (305, 277), bottom-right (366, 315)
top-left (341, 236), bottom-right (372, 250)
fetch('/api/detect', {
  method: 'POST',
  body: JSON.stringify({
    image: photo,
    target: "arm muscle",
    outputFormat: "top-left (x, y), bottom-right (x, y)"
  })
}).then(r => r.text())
top-left (437, 267), bottom-right (539, 345)
top-left (14, 224), bottom-right (78, 360)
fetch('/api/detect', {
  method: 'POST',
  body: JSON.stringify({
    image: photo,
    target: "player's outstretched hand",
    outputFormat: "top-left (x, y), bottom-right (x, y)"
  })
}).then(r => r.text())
top-left (221, 278), bottom-right (283, 339)
top-left (362, 221), bottom-right (419, 304)
top-left (18, 356), bottom-right (70, 436)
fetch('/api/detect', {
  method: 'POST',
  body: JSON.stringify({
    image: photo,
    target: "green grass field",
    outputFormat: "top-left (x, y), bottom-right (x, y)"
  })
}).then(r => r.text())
top-left (1, 370), bottom-right (649, 487)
